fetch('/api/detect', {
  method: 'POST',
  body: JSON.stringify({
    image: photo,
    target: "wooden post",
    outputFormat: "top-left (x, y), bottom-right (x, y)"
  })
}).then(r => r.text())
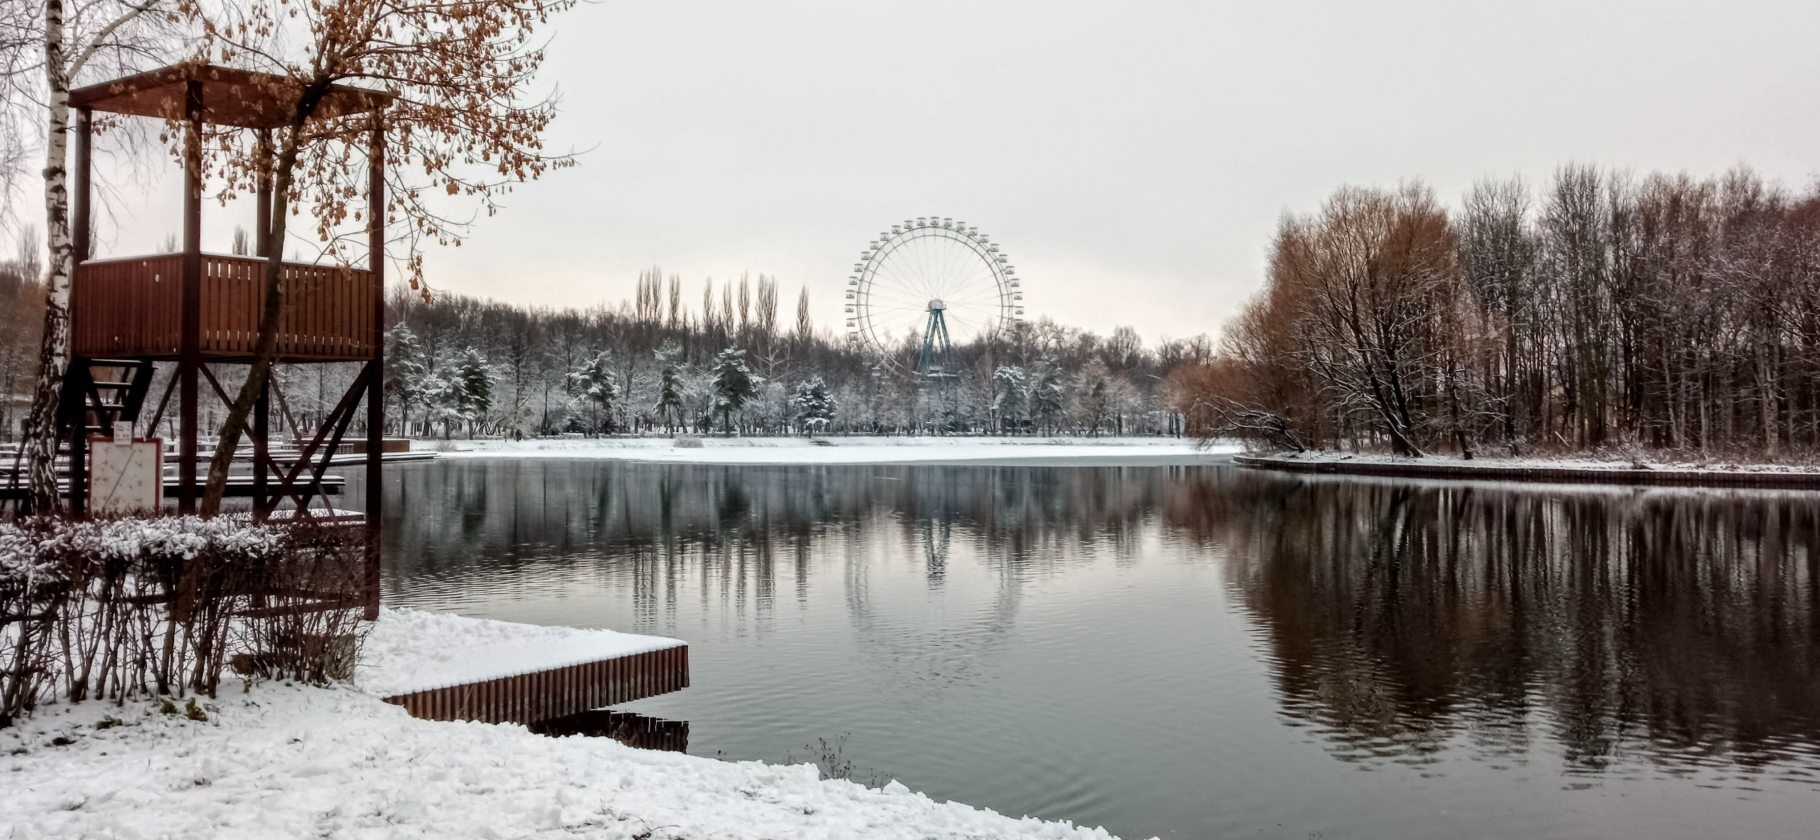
top-left (253, 129), bottom-right (272, 520)
top-left (178, 80), bottom-right (203, 514)
top-left (68, 109), bottom-right (93, 517)
top-left (67, 370), bottom-right (87, 518)
top-left (253, 379), bottom-right (269, 519)
top-left (73, 108), bottom-right (92, 266)
top-left (255, 129), bottom-right (272, 259)
top-left (364, 110), bottom-right (385, 619)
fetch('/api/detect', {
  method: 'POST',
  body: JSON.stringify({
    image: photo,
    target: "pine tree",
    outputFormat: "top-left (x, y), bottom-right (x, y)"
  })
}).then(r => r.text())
top-left (991, 365), bottom-right (1029, 434)
top-left (453, 347), bottom-right (494, 436)
top-left (420, 372), bottom-right (461, 438)
top-left (792, 376), bottom-right (838, 436)
top-left (565, 350), bottom-right (620, 435)
top-left (1073, 362), bottom-right (1112, 437)
top-left (652, 340), bottom-right (685, 433)
top-left (655, 366), bottom-right (685, 434)
top-left (1031, 359), bottom-right (1066, 435)
top-left (386, 324), bottom-right (428, 436)
top-left (711, 346), bottom-right (761, 434)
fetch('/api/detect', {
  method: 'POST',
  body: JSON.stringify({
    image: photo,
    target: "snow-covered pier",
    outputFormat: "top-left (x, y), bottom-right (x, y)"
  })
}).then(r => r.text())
top-left (361, 609), bottom-right (689, 725)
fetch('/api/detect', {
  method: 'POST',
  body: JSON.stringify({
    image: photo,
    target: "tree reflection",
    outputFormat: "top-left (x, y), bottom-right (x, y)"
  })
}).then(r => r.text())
top-left (380, 460), bottom-right (1178, 696)
top-left (378, 460), bottom-right (1820, 777)
top-left (1189, 473), bottom-right (1820, 773)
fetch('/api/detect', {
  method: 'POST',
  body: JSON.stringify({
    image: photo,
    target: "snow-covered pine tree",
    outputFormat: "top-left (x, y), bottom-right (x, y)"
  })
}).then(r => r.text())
top-left (792, 376), bottom-right (838, 436)
top-left (565, 350), bottom-right (620, 435)
top-left (453, 348), bottom-right (494, 437)
top-left (711, 346), bottom-right (761, 435)
top-left (654, 344), bottom-right (686, 435)
top-left (1031, 359), bottom-right (1067, 435)
top-left (991, 365), bottom-right (1029, 434)
top-left (1073, 361), bottom-right (1112, 437)
top-left (419, 372), bottom-right (459, 438)
top-left (386, 324), bottom-right (428, 436)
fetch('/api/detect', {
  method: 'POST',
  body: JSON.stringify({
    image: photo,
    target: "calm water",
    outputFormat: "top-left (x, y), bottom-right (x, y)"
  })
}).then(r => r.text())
top-left (363, 459), bottom-right (1820, 840)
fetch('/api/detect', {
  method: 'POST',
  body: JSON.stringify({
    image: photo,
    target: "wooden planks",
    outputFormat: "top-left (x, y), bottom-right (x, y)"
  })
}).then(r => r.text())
top-left (73, 253), bottom-right (377, 361)
top-left (381, 645), bottom-right (691, 726)
top-left (71, 254), bottom-right (184, 358)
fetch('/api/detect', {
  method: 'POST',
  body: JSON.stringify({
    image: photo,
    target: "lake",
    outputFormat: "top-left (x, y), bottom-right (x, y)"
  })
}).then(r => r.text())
top-left (365, 458), bottom-right (1820, 840)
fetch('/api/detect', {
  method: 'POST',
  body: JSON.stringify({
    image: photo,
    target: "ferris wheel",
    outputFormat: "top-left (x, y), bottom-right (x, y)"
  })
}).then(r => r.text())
top-left (845, 217), bottom-right (1025, 377)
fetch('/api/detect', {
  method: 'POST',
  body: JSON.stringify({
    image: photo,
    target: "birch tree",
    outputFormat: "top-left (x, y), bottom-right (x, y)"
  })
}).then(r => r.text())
top-left (5, 0), bottom-right (173, 512)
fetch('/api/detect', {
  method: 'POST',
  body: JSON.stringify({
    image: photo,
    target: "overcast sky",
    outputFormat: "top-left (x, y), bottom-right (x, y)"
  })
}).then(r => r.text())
top-left (89, 0), bottom-right (1820, 344)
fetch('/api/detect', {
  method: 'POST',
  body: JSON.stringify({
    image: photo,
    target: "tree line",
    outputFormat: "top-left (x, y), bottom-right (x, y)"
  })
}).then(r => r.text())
top-left (380, 269), bottom-right (1206, 438)
top-left (1176, 165), bottom-right (1820, 459)
top-left (1, 260), bottom-right (1200, 443)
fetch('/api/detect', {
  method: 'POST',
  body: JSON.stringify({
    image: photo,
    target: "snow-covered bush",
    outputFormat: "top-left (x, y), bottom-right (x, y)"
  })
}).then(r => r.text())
top-left (1, 516), bottom-right (368, 725)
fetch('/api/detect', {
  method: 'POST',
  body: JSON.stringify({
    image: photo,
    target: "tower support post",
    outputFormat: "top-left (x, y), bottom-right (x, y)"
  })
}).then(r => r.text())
top-left (364, 111), bottom-right (386, 619)
top-left (178, 80), bottom-right (203, 514)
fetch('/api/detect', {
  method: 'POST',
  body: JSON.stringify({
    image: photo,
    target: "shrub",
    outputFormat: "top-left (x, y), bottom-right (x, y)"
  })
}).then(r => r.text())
top-left (0, 515), bottom-right (368, 725)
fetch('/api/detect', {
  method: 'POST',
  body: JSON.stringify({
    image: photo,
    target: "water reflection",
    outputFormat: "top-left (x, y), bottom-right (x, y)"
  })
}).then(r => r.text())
top-left (374, 459), bottom-right (1820, 839)
top-left (1191, 475), bottom-right (1820, 777)
top-left (529, 710), bottom-right (690, 752)
top-left (383, 462), bottom-right (1183, 700)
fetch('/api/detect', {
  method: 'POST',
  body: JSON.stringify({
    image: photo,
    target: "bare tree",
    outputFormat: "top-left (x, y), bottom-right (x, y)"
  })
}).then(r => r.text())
top-left (794, 285), bottom-right (812, 345)
top-left (192, 0), bottom-right (578, 515)
top-left (1276, 184), bottom-right (1455, 456)
top-left (1213, 165), bottom-right (1820, 461)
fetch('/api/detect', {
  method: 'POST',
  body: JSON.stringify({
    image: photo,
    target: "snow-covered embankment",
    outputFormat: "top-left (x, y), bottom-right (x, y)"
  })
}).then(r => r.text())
top-left (3, 609), bottom-right (1139, 840)
top-left (433, 435), bottom-right (1236, 466)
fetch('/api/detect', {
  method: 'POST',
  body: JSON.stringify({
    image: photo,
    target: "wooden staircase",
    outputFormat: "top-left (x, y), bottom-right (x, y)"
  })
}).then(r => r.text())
top-left (58, 358), bottom-right (157, 440)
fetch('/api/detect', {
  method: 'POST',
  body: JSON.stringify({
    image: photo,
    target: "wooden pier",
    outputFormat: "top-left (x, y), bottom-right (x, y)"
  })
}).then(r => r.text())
top-left (381, 644), bottom-right (689, 726)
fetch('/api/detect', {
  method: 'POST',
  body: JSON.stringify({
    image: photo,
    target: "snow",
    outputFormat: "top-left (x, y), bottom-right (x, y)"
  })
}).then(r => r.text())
top-left (2, 608), bottom-right (1139, 840)
top-left (429, 435), bottom-right (1237, 465)
top-left (360, 608), bottom-right (683, 698)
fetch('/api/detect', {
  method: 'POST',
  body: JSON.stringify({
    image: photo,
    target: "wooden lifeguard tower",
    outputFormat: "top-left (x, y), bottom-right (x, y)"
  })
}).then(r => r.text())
top-left (58, 64), bottom-right (393, 614)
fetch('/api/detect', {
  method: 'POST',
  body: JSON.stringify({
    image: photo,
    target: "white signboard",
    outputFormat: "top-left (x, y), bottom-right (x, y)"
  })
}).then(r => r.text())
top-left (89, 435), bottom-right (164, 516)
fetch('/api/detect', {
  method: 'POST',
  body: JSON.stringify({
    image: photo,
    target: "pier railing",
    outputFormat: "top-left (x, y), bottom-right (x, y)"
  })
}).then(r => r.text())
top-left (72, 254), bottom-right (378, 362)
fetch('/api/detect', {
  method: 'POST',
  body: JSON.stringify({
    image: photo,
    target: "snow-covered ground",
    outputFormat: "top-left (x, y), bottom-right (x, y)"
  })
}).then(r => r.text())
top-left (1244, 450), bottom-right (1820, 475)
top-left (428, 435), bottom-right (1236, 466)
top-left (3, 609), bottom-right (1138, 840)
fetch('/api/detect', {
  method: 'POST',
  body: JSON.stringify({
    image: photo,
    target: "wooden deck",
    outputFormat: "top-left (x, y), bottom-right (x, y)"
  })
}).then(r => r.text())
top-left (73, 253), bottom-right (379, 362)
top-left (381, 645), bottom-right (690, 725)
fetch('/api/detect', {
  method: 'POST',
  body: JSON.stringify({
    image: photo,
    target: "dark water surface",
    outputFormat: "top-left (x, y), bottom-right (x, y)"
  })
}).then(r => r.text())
top-left (367, 459), bottom-right (1820, 840)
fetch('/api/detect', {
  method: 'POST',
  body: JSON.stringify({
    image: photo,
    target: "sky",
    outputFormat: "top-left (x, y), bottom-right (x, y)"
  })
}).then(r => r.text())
top-left (64, 0), bottom-right (1820, 345)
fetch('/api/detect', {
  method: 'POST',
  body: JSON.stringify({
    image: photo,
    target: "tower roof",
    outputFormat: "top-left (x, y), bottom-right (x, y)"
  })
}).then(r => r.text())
top-left (69, 63), bottom-right (394, 129)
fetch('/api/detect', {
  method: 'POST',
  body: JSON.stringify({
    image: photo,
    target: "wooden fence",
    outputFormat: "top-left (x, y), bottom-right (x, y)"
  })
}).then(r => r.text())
top-left (73, 254), bottom-right (377, 361)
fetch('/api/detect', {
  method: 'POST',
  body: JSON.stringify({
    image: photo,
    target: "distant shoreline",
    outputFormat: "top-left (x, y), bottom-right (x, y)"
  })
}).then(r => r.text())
top-left (1234, 452), bottom-right (1820, 490)
top-left (422, 435), bottom-right (1238, 467)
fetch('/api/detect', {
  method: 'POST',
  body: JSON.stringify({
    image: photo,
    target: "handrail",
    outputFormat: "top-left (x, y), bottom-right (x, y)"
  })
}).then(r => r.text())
top-left (71, 253), bottom-right (378, 362)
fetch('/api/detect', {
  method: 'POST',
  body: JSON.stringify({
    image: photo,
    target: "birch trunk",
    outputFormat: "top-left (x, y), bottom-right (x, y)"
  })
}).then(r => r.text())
top-left (23, 0), bottom-right (73, 514)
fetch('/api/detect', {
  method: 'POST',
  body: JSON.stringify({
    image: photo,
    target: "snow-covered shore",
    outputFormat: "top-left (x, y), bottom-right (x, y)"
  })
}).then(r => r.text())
top-left (426, 435), bottom-right (1235, 466)
top-left (3, 609), bottom-right (1138, 840)
top-left (1238, 450), bottom-right (1820, 488)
